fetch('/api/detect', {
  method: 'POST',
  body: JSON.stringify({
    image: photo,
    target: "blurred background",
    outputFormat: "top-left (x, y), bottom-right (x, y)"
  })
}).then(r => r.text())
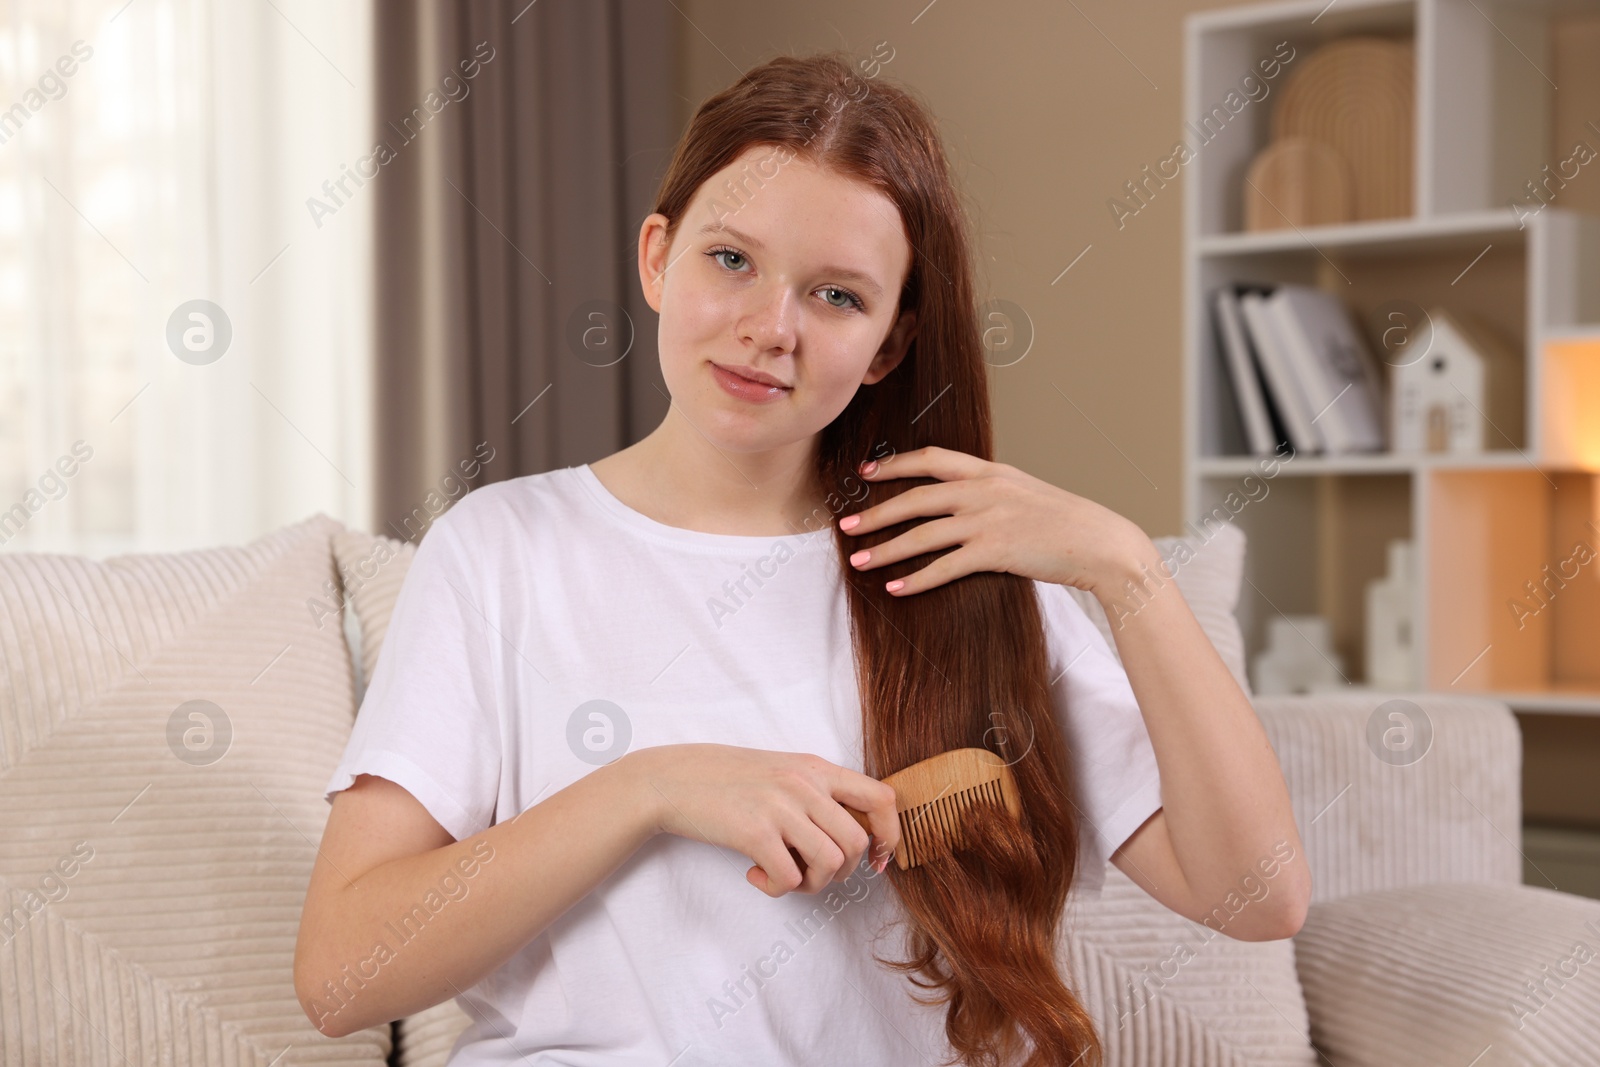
top-left (3, 0), bottom-right (1599, 895)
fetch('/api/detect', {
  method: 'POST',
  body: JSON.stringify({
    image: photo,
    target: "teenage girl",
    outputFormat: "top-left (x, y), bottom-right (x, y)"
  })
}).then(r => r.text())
top-left (295, 51), bottom-right (1308, 1067)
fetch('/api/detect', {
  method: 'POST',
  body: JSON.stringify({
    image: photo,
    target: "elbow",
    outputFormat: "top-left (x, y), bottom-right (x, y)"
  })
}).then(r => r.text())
top-left (1279, 862), bottom-right (1313, 938)
top-left (1252, 870), bottom-right (1313, 941)
top-left (296, 981), bottom-right (355, 1039)
top-left (1264, 893), bottom-right (1310, 941)
top-left (1215, 869), bottom-right (1312, 942)
top-left (1218, 901), bottom-right (1306, 942)
top-left (1254, 844), bottom-right (1313, 940)
top-left (294, 970), bottom-right (334, 1038)
top-left (294, 945), bottom-right (356, 1039)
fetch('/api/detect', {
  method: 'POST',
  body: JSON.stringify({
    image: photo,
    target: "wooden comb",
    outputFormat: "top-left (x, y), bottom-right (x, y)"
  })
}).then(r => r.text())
top-left (845, 748), bottom-right (1021, 870)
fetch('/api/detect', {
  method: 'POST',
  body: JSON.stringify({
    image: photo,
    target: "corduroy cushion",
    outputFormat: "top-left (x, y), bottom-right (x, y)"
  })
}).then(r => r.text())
top-left (0, 514), bottom-right (390, 1065)
top-left (1065, 864), bottom-right (1317, 1065)
top-left (332, 528), bottom-right (415, 687)
top-left (1295, 882), bottom-right (1600, 1066)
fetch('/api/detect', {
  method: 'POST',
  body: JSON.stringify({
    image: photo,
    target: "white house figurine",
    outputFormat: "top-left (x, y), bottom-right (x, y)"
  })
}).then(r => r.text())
top-left (1391, 305), bottom-right (1523, 453)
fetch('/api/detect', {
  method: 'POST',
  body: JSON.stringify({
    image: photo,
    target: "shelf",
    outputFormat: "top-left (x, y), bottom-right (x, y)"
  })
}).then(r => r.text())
top-left (1264, 682), bottom-right (1600, 716)
top-left (1183, 0), bottom-right (1600, 709)
top-left (1188, 0), bottom-right (1414, 36)
top-left (1198, 210), bottom-right (1526, 258)
top-left (1195, 452), bottom-right (1539, 477)
top-left (1496, 687), bottom-right (1600, 716)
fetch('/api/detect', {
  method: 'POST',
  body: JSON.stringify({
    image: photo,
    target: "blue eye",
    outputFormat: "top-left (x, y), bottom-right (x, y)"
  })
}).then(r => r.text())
top-left (821, 286), bottom-right (865, 312)
top-left (707, 247), bottom-right (748, 271)
top-left (706, 245), bottom-right (866, 313)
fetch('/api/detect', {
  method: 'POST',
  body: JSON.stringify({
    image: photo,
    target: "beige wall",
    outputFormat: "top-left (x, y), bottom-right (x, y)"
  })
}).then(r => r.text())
top-left (675, 0), bottom-right (1235, 538)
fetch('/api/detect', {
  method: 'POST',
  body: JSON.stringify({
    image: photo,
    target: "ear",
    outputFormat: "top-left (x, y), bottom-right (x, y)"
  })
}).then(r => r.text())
top-left (638, 212), bottom-right (673, 313)
top-left (862, 306), bottom-right (917, 385)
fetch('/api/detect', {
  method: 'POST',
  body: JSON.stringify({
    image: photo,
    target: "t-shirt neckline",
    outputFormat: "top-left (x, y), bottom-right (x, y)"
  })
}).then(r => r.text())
top-left (570, 463), bottom-right (834, 553)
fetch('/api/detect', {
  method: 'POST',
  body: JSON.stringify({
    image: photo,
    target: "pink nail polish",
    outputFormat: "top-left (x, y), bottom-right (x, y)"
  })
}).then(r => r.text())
top-left (839, 515), bottom-right (861, 531)
top-left (861, 460), bottom-right (878, 475)
top-left (885, 579), bottom-right (904, 593)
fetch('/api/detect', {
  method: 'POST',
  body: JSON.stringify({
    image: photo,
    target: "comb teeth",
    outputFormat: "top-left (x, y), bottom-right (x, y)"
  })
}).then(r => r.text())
top-left (896, 773), bottom-right (1013, 869)
top-left (844, 747), bottom-right (1022, 871)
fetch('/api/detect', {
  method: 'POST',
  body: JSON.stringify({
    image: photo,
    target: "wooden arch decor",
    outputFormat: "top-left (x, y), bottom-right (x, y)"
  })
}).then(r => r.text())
top-left (1270, 35), bottom-right (1414, 223)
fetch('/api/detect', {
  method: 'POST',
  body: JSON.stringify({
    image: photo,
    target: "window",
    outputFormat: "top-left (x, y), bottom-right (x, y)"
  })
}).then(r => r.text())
top-left (0, 0), bottom-right (372, 556)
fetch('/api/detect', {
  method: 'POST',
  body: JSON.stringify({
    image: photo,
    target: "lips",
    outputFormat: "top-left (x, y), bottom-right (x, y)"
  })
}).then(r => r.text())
top-left (712, 362), bottom-right (791, 389)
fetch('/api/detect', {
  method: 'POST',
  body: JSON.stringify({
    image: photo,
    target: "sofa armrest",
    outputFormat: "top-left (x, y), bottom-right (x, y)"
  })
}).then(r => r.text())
top-left (1293, 882), bottom-right (1600, 1065)
top-left (1253, 691), bottom-right (1523, 903)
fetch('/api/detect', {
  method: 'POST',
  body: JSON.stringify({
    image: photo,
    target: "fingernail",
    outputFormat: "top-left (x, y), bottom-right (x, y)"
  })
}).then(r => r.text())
top-left (875, 854), bottom-right (890, 873)
top-left (885, 579), bottom-right (904, 593)
top-left (861, 460), bottom-right (878, 475)
top-left (850, 549), bottom-right (871, 567)
top-left (839, 514), bottom-right (861, 531)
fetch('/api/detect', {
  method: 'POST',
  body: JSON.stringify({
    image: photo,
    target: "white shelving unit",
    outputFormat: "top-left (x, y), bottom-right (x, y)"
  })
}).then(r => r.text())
top-left (1183, 0), bottom-right (1600, 715)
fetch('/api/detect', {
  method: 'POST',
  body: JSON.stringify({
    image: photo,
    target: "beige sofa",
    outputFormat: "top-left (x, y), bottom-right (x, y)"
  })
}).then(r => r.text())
top-left (2, 511), bottom-right (1596, 1066)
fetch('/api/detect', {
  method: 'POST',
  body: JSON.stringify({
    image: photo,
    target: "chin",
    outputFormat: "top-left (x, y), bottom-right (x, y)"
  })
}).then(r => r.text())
top-left (690, 402), bottom-right (813, 452)
top-left (704, 424), bottom-right (806, 454)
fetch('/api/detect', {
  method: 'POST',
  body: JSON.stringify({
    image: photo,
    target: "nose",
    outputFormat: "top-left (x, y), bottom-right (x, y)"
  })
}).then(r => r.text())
top-left (737, 282), bottom-right (797, 356)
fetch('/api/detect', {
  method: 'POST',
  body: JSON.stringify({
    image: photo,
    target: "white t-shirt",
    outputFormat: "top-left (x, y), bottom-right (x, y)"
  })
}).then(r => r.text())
top-left (323, 463), bottom-right (1163, 1067)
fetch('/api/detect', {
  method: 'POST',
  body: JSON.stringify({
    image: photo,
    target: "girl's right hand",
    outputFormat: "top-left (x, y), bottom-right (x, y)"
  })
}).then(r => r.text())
top-left (627, 743), bottom-right (901, 898)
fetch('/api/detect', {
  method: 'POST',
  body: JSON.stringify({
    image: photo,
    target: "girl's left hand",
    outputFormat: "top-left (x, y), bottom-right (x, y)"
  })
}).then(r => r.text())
top-left (838, 446), bottom-right (1159, 600)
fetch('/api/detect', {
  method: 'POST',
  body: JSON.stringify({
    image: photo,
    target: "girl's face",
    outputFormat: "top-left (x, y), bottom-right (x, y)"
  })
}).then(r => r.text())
top-left (637, 144), bottom-right (918, 455)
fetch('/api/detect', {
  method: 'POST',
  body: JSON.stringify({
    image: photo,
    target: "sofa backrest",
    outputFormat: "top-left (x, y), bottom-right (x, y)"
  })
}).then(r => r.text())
top-left (1255, 692), bottom-right (1524, 903)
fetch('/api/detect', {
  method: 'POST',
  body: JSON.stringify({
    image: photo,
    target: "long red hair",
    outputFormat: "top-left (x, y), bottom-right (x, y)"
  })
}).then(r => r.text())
top-left (652, 52), bottom-right (1100, 1066)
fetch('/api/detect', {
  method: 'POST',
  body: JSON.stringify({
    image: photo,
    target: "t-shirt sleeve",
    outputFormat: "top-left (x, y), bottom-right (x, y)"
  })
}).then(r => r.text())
top-left (323, 508), bottom-right (501, 842)
top-left (1034, 580), bottom-right (1164, 899)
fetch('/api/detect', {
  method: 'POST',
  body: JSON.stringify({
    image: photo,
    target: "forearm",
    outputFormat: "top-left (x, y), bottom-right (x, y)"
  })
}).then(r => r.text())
top-left (1093, 543), bottom-right (1309, 934)
top-left (296, 751), bottom-right (659, 1038)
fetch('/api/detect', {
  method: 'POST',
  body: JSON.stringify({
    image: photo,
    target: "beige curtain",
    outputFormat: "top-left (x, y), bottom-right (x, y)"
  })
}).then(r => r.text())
top-left (371, 0), bottom-right (677, 540)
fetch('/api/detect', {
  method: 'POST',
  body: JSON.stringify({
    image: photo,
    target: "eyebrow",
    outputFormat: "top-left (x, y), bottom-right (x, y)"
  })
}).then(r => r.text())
top-left (695, 221), bottom-right (886, 300)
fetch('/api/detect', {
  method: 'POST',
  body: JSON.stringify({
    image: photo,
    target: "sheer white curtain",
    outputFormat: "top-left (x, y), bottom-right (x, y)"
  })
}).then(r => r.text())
top-left (0, 0), bottom-right (372, 557)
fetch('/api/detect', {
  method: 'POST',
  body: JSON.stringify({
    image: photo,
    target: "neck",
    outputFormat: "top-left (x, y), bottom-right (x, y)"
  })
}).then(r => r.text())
top-left (594, 407), bottom-right (831, 538)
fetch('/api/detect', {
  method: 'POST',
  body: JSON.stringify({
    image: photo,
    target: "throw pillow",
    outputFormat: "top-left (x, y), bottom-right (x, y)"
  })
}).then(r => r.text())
top-left (0, 514), bottom-right (389, 1065)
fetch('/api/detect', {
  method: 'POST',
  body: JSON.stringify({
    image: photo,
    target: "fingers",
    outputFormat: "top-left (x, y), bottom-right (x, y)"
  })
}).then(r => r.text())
top-left (785, 817), bottom-right (847, 895)
top-left (876, 545), bottom-right (983, 598)
top-left (807, 793), bottom-right (873, 880)
top-left (828, 770), bottom-right (902, 868)
top-left (858, 444), bottom-right (982, 483)
top-left (743, 755), bottom-right (902, 898)
top-left (748, 821), bottom-right (841, 897)
top-left (841, 482), bottom-right (963, 539)
top-left (746, 837), bottom-right (804, 898)
top-left (748, 811), bottom-right (873, 898)
top-left (847, 514), bottom-right (968, 570)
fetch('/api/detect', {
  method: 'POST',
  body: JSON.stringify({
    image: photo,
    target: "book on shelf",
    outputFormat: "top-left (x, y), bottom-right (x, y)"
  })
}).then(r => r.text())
top-left (1211, 282), bottom-right (1290, 456)
top-left (1213, 281), bottom-right (1388, 455)
top-left (1237, 287), bottom-right (1325, 453)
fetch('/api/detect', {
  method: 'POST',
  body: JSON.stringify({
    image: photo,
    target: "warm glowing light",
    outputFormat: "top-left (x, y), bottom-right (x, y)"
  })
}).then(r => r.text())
top-left (1542, 337), bottom-right (1600, 470)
